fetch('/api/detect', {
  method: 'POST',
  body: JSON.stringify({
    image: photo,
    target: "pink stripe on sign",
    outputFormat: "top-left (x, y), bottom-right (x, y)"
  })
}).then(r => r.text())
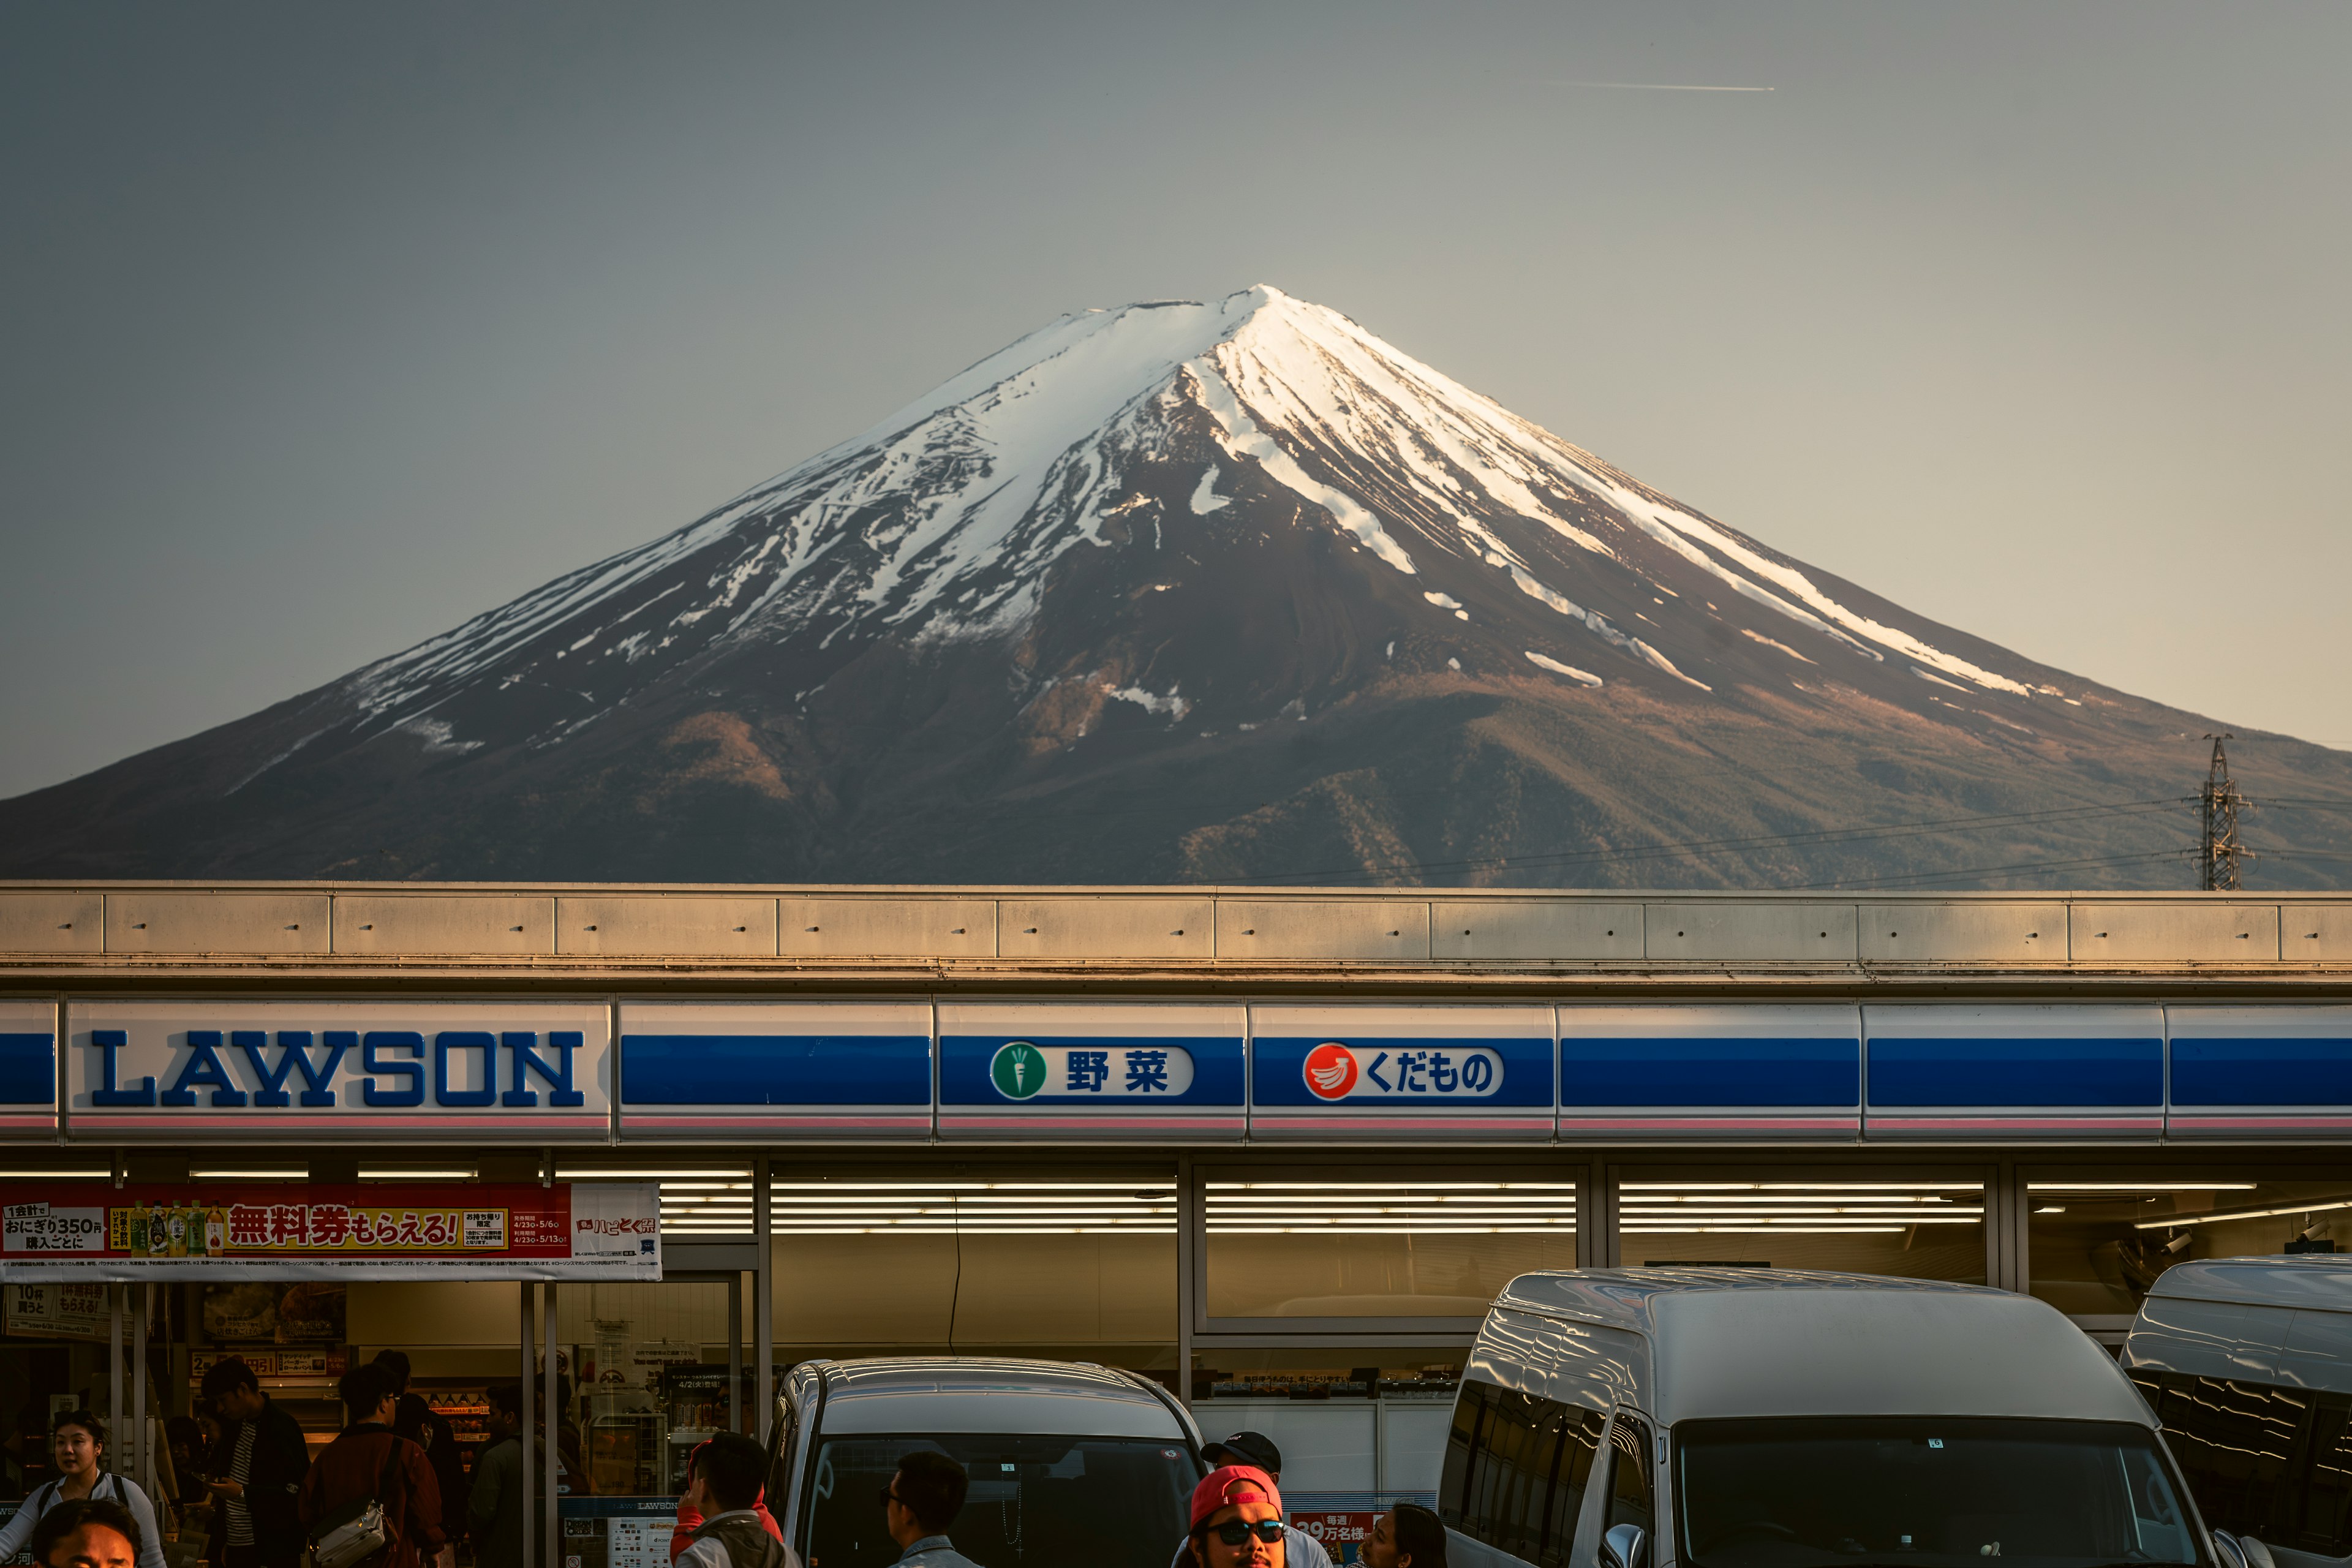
top-left (2168, 1115), bottom-right (2352, 1132)
top-left (1250, 1116), bottom-right (1553, 1134)
top-left (70, 1114), bottom-right (609, 1133)
top-left (1868, 1117), bottom-right (2162, 1133)
top-left (1558, 1117), bottom-right (1856, 1134)
top-left (625, 1114), bottom-right (932, 1131)
top-left (941, 1116), bottom-right (1242, 1133)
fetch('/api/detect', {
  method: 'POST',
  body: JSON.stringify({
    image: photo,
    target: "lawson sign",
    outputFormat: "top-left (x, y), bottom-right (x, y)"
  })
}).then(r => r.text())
top-left (67, 1001), bottom-right (613, 1142)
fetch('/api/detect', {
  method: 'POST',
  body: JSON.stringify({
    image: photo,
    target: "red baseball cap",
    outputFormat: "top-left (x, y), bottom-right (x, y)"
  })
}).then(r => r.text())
top-left (1190, 1464), bottom-right (1283, 1531)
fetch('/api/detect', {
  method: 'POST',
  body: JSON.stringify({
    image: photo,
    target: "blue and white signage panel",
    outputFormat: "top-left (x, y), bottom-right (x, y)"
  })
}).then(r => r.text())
top-left (66, 1000), bottom-right (612, 1142)
top-left (937, 1002), bottom-right (1244, 1141)
top-left (0, 1001), bottom-right (58, 1142)
top-left (2166, 1006), bottom-right (2352, 1139)
top-left (1250, 1005), bottom-right (1553, 1141)
top-left (1559, 1005), bottom-right (1861, 1141)
top-left (619, 1001), bottom-right (932, 1140)
top-left (1863, 1005), bottom-right (2164, 1140)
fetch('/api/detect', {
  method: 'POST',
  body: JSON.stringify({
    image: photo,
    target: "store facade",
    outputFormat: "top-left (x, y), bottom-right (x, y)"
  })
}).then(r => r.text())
top-left (2, 884), bottom-right (2348, 1561)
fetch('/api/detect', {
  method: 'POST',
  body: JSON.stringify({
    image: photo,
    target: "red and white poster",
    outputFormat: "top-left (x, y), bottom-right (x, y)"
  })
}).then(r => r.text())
top-left (0, 1182), bottom-right (658, 1280)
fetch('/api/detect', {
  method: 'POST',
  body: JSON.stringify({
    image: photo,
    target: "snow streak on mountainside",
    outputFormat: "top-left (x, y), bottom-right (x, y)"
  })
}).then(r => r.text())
top-left (333, 285), bottom-right (2048, 767)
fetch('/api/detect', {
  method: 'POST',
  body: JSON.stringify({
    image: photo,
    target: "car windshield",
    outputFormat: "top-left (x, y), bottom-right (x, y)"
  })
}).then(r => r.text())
top-left (802, 1433), bottom-right (1197, 1568)
top-left (1676, 1416), bottom-right (2206, 1568)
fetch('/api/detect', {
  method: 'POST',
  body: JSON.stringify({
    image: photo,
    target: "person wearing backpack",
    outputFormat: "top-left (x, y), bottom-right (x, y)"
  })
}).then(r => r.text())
top-left (297, 1363), bottom-right (450, 1568)
top-left (0, 1411), bottom-right (165, 1568)
top-left (674, 1434), bottom-right (797, 1568)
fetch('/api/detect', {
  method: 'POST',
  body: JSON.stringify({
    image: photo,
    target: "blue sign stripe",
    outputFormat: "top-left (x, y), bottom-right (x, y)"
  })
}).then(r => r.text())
top-left (1866, 1035), bottom-right (2163, 1108)
top-left (2171, 1036), bottom-right (2352, 1107)
top-left (0, 1034), bottom-right (55, 1107)
top-left (940, 1035), bottom-right (1243, 1107)
top-left (620, 1034), bottom-right (931, 1106)
top-left (1562, 1036), bottom-right (1858, 1108)
top-left (1253, 1036), bottom-right (1554, 1107)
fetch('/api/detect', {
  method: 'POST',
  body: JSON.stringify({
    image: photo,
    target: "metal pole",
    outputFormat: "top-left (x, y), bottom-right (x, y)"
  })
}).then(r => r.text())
top-left (108, 1284), bottom-right (123, 1467)
top-left (726, 1275), bottom-right (743, 1434)
top-left (543, 1283), bottom-right (559, 1566)
top-left (1175, 1154), bottom-right (1196, 1413)
top-left (132, 1285), bottom-right (149, 1494)
top-left (753, 1156), bottom-right (772, 1441)
top-left (520, 1283), bottom-right (536, 1568)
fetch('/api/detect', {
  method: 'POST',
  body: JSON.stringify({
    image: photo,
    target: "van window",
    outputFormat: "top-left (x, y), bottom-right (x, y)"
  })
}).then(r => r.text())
top-left (1675, 1415), bottom-right (2204, 1568)
top-left (2136, 1370), bottom-right (2352, 1556)
top-left (1438, 1379), bottom-right (1606, 1566)
top-left (1607, 1412), bottom-right (1654, 1537)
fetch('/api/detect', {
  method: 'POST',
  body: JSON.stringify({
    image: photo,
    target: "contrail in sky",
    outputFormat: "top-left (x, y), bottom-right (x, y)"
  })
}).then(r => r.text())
top-left (1556, 81), bottom-right (1775, 92)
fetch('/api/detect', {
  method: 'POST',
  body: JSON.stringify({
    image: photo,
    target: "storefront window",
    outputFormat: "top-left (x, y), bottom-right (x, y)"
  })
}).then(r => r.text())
top-left (2026, 1169), bottom-right (2351, 1317)
top-left (767, 1170), bottom-right (1178, 1369)
top-left (1619, 1174), bottom-right (1986, 1281)
top-left (1189, 1347), bottom-right (1461, 1502)
top-left (1206, 1175), bottom-right (1578, 1319)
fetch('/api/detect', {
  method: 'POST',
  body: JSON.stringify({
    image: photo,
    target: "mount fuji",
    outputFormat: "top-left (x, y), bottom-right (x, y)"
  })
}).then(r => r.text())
top-left (7, 285), bottom-right (2348, 888)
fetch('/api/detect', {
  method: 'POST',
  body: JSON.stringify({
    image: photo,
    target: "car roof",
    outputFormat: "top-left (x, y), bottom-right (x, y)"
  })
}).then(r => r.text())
top-left (807, 1356), bottom-right (1195, 1440)
top-left (1494, 1267), bottom-right (2007, 1330)
top-left (2144, 1256), bottom-right (2352, 1313)
top-left (1488, 1269), bottom-right (2152, 1427)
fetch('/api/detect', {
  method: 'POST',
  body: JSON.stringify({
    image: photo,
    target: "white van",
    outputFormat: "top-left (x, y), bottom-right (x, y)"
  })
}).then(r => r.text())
top-left (762, 1356), bottom-right (1204, 1567)
top-left (1439, 1268), bottom-right (2215, 1568)
top-left (2122, 1256), bottom-right (2352, 1568)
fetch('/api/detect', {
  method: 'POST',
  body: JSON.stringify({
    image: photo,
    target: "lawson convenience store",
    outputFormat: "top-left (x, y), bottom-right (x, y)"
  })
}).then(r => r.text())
top-left (2, 882), bottom-right (2351, 1554)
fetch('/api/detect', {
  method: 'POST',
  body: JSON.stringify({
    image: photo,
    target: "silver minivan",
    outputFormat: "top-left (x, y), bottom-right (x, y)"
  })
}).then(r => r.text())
top-left (1440, 1268), bottom-right (2217, 1568)
top-left (2122, 1256), bottom-right (2352, 1568)
top-left (762, 1355), bottom-right (1204, 1567)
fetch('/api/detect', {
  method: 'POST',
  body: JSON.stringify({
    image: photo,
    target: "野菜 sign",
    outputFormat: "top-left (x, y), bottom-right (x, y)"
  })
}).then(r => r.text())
top-left (0, 1182), bottom-right (658, 1280)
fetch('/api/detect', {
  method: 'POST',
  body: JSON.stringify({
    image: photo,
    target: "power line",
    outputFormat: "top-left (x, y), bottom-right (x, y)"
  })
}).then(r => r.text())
top-left (1216, 797), bottom-right (2189, 888)
top-left (1789, 849), bottom-right (2189, 892)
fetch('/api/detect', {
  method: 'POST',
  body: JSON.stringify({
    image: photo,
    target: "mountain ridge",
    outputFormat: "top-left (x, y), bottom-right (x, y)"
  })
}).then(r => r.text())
top-left (6, 285), bottom-right (2348, 889)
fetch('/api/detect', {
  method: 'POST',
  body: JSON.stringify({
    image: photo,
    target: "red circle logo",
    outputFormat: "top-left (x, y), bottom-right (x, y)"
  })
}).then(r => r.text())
top-left (1303, 1042), bottom-right (1359, 1101)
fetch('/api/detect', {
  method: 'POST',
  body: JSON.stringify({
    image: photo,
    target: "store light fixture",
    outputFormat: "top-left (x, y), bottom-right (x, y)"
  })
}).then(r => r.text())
top-left (0, 1167), bottom-right (111, 1179)
top-left (189, 1165), bottom-right (306, 1179)
top-left (2027, 1182), bottom-right (2256, 1192)
top-left (2133, 1197), bottom-right (2352, 1231)
top-left (358, 1167), bottom-right (478, 1180)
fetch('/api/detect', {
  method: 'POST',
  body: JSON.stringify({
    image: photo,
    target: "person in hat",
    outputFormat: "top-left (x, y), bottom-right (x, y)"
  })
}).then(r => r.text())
top-left (1182, 1466), bottom-right (1288, 1568)
top-left (1170, 1435), bottom-right (1329, 1568)
top-left (1362, 1504), bottom-right (1448, 1568)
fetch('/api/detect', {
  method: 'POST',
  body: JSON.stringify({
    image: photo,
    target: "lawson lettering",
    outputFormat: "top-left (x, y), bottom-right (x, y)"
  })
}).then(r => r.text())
top-left (88, 1029), bottom-right (585, 1109)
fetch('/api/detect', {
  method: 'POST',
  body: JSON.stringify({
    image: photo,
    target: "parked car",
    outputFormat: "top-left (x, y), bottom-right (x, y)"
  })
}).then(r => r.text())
top-left (1438, 1267), bottom-right (2214, 1568)
top-left (2122, 1255), bottom-right (2352, 1568)
top-left (763, 1356), bottom-right (1203, 1567)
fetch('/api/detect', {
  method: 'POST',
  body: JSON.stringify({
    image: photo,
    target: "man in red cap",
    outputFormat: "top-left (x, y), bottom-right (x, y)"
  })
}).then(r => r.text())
top-left (1181, 1465), bottom-right (1287, 1568)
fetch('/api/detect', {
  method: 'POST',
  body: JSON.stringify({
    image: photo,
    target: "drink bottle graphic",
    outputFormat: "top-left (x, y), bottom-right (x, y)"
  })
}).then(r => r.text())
top-left (187, 1204), bottom-right (208, 1257)
top-left (167, 1208), bottom-right (188, 1257)
top-left (127, 1208), bottom-right (148, 1254)
top-left (206, 1206), bottom-right (228, 1254)
top-left (148, 1204), bottom-right (170, 1257)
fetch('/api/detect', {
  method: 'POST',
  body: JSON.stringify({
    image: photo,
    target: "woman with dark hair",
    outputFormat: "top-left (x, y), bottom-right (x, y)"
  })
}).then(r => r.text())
top-left (1362, 1505), bottom-right (1447, 1568)
top-left (0, 1411), bottom-right (168, 1568)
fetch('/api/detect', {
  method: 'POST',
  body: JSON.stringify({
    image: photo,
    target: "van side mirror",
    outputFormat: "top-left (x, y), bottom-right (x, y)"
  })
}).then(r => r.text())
top-left (1603, 1523), bottom-right (1649, 1568)
top-left (2212, 1531), bottom-right (2247, 1568)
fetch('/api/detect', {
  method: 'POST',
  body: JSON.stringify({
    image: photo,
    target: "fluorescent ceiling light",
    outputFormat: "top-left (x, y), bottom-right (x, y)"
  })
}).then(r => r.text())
top-left (189, 1166), bottom-right (306, 1178)
top-left (2134, 1198), bottom-right (2352, 1231)
top-left (0, 1168), bottom-right (111, 1179)
top-left (358, 1167), bottom-right (478, 1180)
top-left (2026, 1182), bottom-right (2256, 1192)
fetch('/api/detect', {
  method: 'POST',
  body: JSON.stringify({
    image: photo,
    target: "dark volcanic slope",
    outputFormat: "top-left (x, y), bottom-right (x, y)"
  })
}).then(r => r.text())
top-left (7, 287), bottom-right (2348, 888)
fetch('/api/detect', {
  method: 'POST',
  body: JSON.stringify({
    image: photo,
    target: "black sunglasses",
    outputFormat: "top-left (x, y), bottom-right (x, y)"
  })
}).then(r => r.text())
top-left (1211, 1520), bottom-right (1284, 1547)
top-left (877, 1484), bottom-right (903, 1509)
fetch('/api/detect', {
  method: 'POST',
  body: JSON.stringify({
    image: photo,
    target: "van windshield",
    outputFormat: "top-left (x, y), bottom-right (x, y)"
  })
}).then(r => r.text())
top-left (801, 1433), bottom-right (1197, 1567)
top-left (1676, 1417), bottom-right (2206, 1568)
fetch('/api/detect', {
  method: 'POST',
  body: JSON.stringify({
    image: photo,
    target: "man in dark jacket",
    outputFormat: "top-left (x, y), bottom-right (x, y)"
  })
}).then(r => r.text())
top-left (298, 1363), bottom-right (450, 1568)
top-left (200, 1357), bottom-right (311, 1568)
top-left (372, 1352), bottom-right (467, 1532)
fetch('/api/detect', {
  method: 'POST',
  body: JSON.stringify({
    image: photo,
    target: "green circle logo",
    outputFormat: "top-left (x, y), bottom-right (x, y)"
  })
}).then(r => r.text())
top-left (990, 1041), bottom-right (1049, 1100)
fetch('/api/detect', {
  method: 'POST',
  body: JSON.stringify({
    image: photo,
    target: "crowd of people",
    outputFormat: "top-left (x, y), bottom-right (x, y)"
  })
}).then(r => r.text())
top-left (1, 1371), bottom-right (1443, 1568)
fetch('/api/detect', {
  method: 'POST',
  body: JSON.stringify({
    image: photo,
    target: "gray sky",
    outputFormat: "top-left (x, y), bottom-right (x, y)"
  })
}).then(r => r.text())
top-left (4, 1), bottom-right (2346, 800)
